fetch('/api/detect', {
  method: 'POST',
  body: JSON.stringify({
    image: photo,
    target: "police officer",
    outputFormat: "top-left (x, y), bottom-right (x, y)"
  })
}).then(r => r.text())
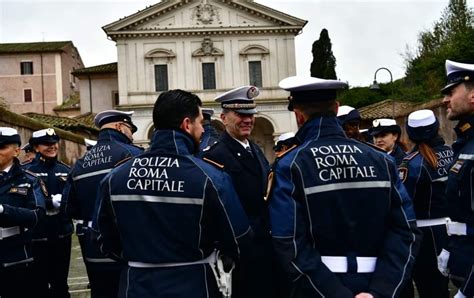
top-left (20, 143), bottom-right (36, 163)
top-left (23, 128), bottom-right (73, 298)
top-left (62, 110), bottom-right (143, 298)
top-left (437, 60), bottom-right (474, 298)
top-left (369, 118), bottom-right (407, 166)
top-left (0, 127), bottom-right (46, 298)
top-left (337, 105), bottom-right (362, 140)
top-left (203, 85), bottom-right (273, 298)
top-left (199, 108), bottom-right (220, 152)
top-left (269, 76), bottom-right (421, 297)
top-left (273, 132), bottom-right (296, 157)
top-left (94, 89), bottom-right (251, 298)
top-left (398, 110), bottom-right (453, 298)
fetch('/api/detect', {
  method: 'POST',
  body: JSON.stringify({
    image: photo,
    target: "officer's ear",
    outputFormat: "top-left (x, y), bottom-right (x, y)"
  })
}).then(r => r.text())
top-left (180, 117), bottom-right (192, 134)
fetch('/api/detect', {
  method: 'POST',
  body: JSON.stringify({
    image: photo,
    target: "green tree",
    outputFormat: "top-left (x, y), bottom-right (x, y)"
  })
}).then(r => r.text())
top-left (310, 29), bottom-right (337, 79)
top-left (404, 0), bottom-right (474, 96)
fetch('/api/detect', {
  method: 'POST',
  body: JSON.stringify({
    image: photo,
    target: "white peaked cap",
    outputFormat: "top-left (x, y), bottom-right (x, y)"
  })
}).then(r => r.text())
top-left (408, 109), bottom-right (436, 128)
top-left (337, 105), bottom-right (355, 117)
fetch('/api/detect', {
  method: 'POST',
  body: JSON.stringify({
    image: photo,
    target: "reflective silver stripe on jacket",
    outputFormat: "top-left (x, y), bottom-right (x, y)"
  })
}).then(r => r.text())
top-left (46, 209), bottom-right (60, 216)
top-left (73, 168), bottom-right (112, 181)
top-left (321, 256), bottom-right (377, 273)
top-left (111, 195), bottom-right (203, 205)
top-left (128, 251), bottom-right (217, 268)
top-left (0, 226), bottom-right (20, 240)
top-left (85, 257), bottom-right (117, 263)
top-left (305, 181), bottom-right (391, 195)
top-left (416, 217), bottom-right (450, 228)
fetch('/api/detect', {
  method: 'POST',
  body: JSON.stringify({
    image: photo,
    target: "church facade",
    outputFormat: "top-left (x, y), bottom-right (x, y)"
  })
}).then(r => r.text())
top-left (103, 0), bottom-right (307, 160)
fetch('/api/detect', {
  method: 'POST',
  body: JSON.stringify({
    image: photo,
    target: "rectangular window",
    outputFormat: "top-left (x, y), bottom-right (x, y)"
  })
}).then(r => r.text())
top-left (154, 65), bottom-right (169, 92)
top-left (24, 89), bottom-right (32, 102)
top-left (21, 61), bottom-right (33, 75)
top-left (249, 61), bottom-right (262, 87)
top-left (202, 63), bottom-right (216, 90)
top-left (113, 91), bottom-right (119, 106)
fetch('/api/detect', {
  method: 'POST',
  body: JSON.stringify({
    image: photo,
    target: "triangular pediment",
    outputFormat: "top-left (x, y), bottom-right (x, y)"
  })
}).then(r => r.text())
top-left (103, 0), bottom-right (307, 38)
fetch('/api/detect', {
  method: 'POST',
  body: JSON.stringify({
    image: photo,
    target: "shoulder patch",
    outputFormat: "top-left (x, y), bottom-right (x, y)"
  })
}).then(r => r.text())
top-left (204, 141), bottom-right (220, 152)
top-left (114, 156), bottom-right (132, 167)
top-left (398, 167), bottom-right (408, 183)
top-left (450, 160), bottom-right (464, 174)
top-left (203, 157), bottom-right (224, 169)
top-left (403, 151), bottom-right (419, 161)
top-left (276, 144), bottom-right (298, 159)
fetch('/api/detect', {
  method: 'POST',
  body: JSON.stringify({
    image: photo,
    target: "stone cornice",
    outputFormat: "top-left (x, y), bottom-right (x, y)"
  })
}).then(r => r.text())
top-left (107, 26), bottom-right (303, 40)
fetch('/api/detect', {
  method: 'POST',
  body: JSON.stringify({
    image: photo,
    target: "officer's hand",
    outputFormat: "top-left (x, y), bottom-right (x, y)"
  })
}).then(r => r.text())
top-left (437, 248), bottom-right (450, 277)
top-left (447, 221), bottom-right (467, 236)
top-left (52, 194), bottom-right (62, 209)
top-left (355, 293), bottom-right (373, 298)
top-left (454, 289), bottom-right (467, 298)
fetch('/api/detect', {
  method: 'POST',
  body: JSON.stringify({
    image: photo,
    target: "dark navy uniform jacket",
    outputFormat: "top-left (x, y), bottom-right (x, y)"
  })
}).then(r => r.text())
top-left (23, 154), bottom-right (73, 239)
top-left (0, 160), bottom-right (46, 268)
top-left (445, 115), bottom-right (474, 296)
top-left (62, 129), bottom-right (142, 261)
top-left (199, 122), bottom-right (220, 152)
top-left (399, 137), bottom-right (453, 219)
top-left (203, 131), bottom-right (270, 222)
top-left (269, 117), bottom-right (421, 298)
top-left (390, 144), bottom-right (407, 166)
top-left (95, 130), bottom-right (251, 298)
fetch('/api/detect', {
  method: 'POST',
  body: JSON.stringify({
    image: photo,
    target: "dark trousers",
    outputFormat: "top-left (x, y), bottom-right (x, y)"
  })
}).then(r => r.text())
top-left (0, 263), bottom-right (34, 298)
top-left (400, 225), bottom-right (449, 298)
top-left (32, 236), bottom-right (72, 298)
top-left (78, 229), bottom-right (121, 298)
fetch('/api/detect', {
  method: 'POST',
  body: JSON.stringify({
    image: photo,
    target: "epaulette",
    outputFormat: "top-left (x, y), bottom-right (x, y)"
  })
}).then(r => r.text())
top-left (58, 160), bottom-right (71, 169)
top-left (20, 160), bottom-right (33, 166)
top-left (203, 157), bottom-right (224, 169)
top-left (202, 141), bottom-right (220, 152)
top-left (114, 156), bottom-right (132, 167)
top-left (363, 141), bottom-right (387, 153)
top-left (276, 144), bottom-right (298, 159)
top-left (24, 169), bottom-right (39, 178)
top-left (403, 151), bottom-right (419, 161)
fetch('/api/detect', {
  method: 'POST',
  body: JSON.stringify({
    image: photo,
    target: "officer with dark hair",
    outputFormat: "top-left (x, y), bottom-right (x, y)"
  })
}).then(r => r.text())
top-left (0, 127), bottom-right (46, 298)
top-left (62, 110), bottom-right (143, 298)
top-left (269, 76), bottom-right (421, 298)
top-left (369, 118), bottom-right (407, 166)
top-left (94, 89), bottom-right (251, 298)
top-left (397, 110), bottom-right (453, 298)
top-left (21, 143), bottom-right (36, 163)
top-left (23, 128), bottom-right (73, 298)
top-left (199, 108), bottom-right (220, 152)
top-left (337, 105), bottom-right (362, 140)
top-left (437, 60), bottom-right (474, 298)
top-left (203, 86), bottom-right (273, 298)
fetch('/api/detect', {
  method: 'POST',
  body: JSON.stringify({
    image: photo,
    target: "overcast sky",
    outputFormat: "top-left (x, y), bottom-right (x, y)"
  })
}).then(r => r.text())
top-left (0, 0), bottom-right (469, 86)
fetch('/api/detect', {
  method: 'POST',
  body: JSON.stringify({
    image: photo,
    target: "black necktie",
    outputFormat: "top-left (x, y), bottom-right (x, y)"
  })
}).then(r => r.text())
top-left (245, 146), bottom-right (254, 157)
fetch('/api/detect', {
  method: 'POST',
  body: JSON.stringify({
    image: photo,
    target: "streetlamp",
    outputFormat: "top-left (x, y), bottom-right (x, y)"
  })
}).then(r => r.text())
top-left (370, 67), bottom-right (395, 118)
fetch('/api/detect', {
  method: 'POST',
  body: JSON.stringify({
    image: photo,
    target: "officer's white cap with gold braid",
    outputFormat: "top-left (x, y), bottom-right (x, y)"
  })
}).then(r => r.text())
top-left (215, 86), bottom-right (259, 114)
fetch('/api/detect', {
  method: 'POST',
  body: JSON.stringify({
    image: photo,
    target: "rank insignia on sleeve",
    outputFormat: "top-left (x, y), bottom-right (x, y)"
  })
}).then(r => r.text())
top-left (9, 187), bottom-right (28, 195)
top-left (398, 167), bottom-right (408, 183)
top-left (450, 160), bottom-right (464, 174)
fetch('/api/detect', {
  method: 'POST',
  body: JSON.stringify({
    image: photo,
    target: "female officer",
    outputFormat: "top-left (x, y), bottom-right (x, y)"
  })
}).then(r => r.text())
top-left (0, 127), bottom-right (46, 298)
top-left (23, 128), bottom-right (72, 298)
top-left (399, 110), bottom-right (454, 298)
top-left (369, 118), bottom-right (408, 165)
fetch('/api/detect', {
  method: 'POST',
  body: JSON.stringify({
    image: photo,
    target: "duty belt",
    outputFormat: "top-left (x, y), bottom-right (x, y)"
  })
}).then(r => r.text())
top-left (128, 251), bottom-right (217, 268)
top-left (416, 217), bottom-right (450, 228)
top-left (0, 226), bottom-right (20, 240)
top-left (321, 256), bottom-right (377, 273)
